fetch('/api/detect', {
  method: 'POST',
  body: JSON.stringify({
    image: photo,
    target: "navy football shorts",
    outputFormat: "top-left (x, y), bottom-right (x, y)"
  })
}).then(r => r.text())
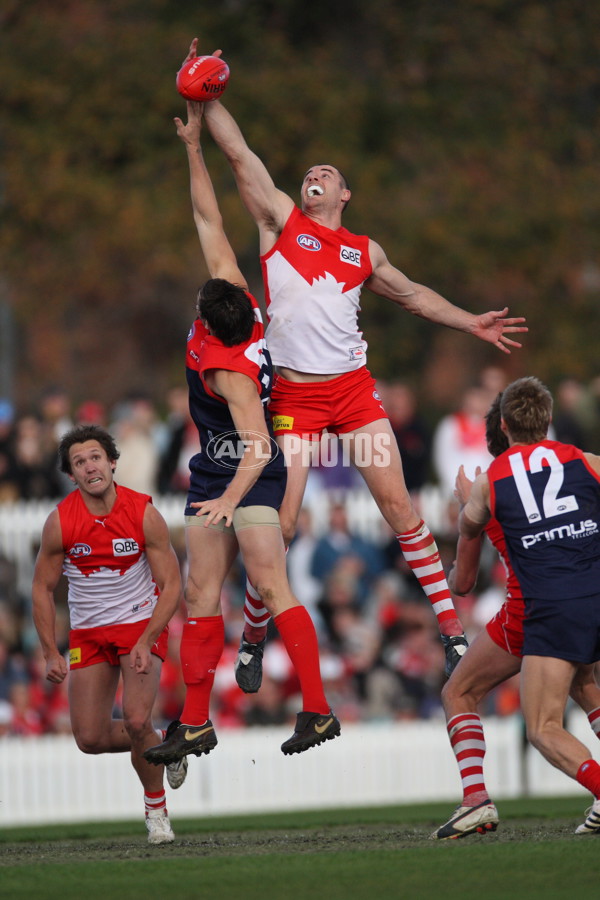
top-left (185, 453), bottom-right (286, 517)
top-left (522, 594), bottom-right (600, 664)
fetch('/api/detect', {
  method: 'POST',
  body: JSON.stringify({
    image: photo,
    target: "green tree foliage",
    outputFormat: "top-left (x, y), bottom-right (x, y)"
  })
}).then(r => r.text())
top-left (1, 0), bottom-right (599, 409)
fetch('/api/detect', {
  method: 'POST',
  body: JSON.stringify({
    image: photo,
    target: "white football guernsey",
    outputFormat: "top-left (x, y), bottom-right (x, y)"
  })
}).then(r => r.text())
top-left (260, 206), bottom-right (373, 373)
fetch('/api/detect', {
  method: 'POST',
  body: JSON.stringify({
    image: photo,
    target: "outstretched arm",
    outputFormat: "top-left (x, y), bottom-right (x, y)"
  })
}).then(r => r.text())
top-left (182, 39), bottom-right (294, 251)
top-left (175, 99), bottom-right (247, 287)
top-left (366, 240), bottom-right (528, 354)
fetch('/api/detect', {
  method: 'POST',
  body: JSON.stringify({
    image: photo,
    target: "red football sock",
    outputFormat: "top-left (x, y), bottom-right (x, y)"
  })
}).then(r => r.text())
top-left (180, 616), bottom-right (224, 724)
top-left (395, 520), bottom-right (462, 636)
top-left (576, 759), bottom-right (600, 798)
top-left (275, 606), bottom-right (328, 714)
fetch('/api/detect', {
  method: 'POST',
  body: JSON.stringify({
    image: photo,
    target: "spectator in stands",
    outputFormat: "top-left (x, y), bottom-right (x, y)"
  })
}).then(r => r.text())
top-left (381, 622), bottom-right (445, 719)
top-left (157, 385), bottom-right (200, 494)
top-left (0, 400), bottom-right (19, 503)
top-left (28, 644), bottom-right (71, 734)
top-left (39, 387), bottom-right (74, 497)
top-left (242, 674), bottom-right (289, 727)
top-left (383, 381), bottom-right (432, 495)
top-left (552, 377), bottom-right (588, 448)
top-left (327, 602), bottom-right (382, 700)
top-left (0, 634), bottom-right (28, 704)
top-left (311, 502), bottom-right (385, 602)
top-left (75, 400), bottom-right (107, 427)
top-left (432, 385), bottom-right (493, 500)
top-left (13, 414), bottom-right (63, 500)
top-left (7, 681), bottom-right (44, 736)
top-left (286, 506), bottom-right (323, 632)
top-left (317, 562), bottom-right (363, 647)
top-left (39, 387), bottom-right (73, 445)
top-left (110, 393), bottom-right (161, 495)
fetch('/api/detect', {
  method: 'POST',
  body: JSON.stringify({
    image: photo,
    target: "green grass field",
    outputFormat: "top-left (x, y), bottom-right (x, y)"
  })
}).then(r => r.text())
top-left (1, 797), bottom-right (596, 900)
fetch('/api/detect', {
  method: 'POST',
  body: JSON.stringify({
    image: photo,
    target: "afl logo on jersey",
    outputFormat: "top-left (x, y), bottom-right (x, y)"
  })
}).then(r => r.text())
top-left (112, 539), bottom-right (140, 556)
top-left (297, 234), bottom-right (321, 251)
top-left (69, 543), bottom-right (92, 557)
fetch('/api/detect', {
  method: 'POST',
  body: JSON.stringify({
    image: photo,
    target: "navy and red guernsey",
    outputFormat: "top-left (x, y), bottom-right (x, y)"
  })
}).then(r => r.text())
top-left (185, 292), bottom-right (286, 511)
top-left (488, 439), bottom-right (600, 600)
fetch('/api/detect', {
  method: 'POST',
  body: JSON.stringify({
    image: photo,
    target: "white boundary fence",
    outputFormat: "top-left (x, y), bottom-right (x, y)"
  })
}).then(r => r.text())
top-left (0, 714), bottom-right (589, 827)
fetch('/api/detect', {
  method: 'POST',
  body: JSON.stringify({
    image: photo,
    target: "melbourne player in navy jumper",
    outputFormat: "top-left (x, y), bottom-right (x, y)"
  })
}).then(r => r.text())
top-left (144, 100), bottom-right (339, 766)
top-left (458, 376), bottom-right (600, 835)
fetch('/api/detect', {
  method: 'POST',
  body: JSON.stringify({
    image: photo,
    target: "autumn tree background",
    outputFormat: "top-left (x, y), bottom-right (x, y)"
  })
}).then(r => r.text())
top-left (1, 0), bottom-right (599, 422)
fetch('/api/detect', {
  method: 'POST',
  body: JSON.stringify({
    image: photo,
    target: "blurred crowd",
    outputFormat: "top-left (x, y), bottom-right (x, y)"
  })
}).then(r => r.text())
top-left (1, 370), bottom-right (600, 738)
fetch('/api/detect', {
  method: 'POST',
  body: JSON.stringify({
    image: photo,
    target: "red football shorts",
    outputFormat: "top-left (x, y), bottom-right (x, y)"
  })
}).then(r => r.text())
top-left (270, 367), bottom-right (387, 437)
top-left (485, 598), bottom-right (525, 658)
top-left (69, 619), bottom-right (169, 669)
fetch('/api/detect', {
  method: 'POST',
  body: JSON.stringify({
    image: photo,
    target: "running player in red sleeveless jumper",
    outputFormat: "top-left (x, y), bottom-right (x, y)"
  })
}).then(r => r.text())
top-left (189, 36), bottom-right (528, 680)
top-left (31, 425), bottom-right (184, 844)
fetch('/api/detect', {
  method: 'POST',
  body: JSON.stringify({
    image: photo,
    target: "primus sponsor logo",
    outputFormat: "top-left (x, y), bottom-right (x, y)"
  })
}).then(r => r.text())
top-left (112, 539), bottom-right (140, 556)
top-left (207, 431), bottom-right (279, 470)
top-left (521, 519), bottom-right (598, 549)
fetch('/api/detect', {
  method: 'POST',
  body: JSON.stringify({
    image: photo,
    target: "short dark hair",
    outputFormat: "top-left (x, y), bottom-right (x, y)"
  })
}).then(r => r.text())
top-left (485, 392), bottom-right (509, 458)
top-left (58, 424), bottom-right (119, 475)
top-left (197, 279), bottom-right (255, 347)
top-left (500, 376), bottom-right (553, 443)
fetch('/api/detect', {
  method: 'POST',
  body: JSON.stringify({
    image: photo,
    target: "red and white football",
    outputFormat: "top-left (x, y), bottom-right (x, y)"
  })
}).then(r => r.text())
top-left (176, 55), bottom-right (230, 102)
